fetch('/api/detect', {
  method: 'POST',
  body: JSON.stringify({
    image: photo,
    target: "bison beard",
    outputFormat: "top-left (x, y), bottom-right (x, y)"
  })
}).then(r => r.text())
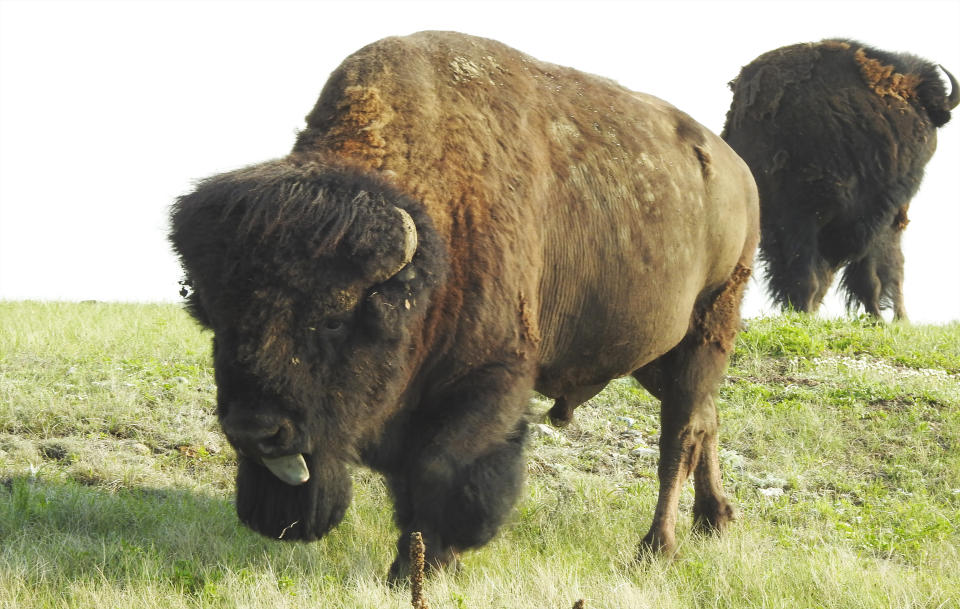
top-left (170, 31), bottom-right (760, 580)
top-left (236, 454), bottom-right (351, 541)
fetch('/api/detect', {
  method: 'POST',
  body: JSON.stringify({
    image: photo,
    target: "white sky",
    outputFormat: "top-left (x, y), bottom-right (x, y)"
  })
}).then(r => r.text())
top-left (1, 0), bottom-right (958, 323)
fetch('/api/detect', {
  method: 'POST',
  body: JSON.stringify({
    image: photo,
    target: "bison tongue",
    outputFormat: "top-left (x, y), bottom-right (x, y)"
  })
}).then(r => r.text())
top-left (261, 454), bottom-right (310, 486)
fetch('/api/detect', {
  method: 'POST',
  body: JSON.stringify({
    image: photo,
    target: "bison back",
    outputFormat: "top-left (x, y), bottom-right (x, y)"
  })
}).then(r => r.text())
top-left (723, 40), bottom-right (939, 255)
top-left (295, 31), bottom-right (759, 395)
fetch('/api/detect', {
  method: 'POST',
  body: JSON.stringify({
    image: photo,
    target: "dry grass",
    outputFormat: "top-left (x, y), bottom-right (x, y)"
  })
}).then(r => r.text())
top-left (1, 303), bottom-right (958, 608)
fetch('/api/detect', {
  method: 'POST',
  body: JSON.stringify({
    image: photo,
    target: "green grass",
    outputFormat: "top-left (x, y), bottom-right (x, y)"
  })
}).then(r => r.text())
top-left (2, 303), bottom-right (958, 608)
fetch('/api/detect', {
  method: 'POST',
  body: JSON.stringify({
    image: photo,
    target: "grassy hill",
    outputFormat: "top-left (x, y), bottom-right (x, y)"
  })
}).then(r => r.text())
top-left (1, 302), bottom-right (958, 608)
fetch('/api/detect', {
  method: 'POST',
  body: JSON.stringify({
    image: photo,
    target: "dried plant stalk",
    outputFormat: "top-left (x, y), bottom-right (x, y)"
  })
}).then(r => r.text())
top-left (410, 531), bottom-right (429, 609)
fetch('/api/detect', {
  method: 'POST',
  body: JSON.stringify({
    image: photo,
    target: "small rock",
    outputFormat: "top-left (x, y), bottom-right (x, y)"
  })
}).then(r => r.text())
top-left (759, 487), bottom-right (784, 498)
top-left (748, 473), bottom-right (788, 489)
top-left (129, 443), bottom-right (151, 455)
top-left (616, 416), bottom-right (636, 427)
top-left (631, 447), bottom-right (658, 459)
top-left (531, 423), bottom-right (560, 438)
top-left (720, 448), bottom-right (745, 470)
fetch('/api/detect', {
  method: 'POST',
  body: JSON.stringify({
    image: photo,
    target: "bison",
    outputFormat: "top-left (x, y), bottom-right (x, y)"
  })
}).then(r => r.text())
top-left (169, 31), bottom-right (759, 578)
top-left (722, 39), bottom-right (958, 320)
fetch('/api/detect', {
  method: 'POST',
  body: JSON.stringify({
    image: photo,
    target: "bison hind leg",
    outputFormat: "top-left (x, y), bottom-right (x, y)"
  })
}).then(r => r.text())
top-left (630, 265), bottom-right (749, 556)
top-left (760, 219), bottom-right (835, 314)
top-left (840, 256), bottom-right (883, 318)
top-left (632, 343), bottom-right (737, 558)
top-left (840, 222), bottom-right (907, 321)
top-left (547, 382), bottom-right (607, 426)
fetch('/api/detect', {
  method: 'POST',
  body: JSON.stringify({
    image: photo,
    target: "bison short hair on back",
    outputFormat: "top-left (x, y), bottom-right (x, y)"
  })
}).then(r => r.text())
top-left (170, 31), bottom-right (759, 579)
top-left (722, 39), bottom-right (958, 319)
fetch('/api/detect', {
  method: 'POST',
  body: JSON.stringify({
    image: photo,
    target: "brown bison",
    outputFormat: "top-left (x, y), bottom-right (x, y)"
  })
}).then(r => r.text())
top-left (169, 31), bottom-right (759, 578)
top-left (723, 39), bottom-right (958, 320)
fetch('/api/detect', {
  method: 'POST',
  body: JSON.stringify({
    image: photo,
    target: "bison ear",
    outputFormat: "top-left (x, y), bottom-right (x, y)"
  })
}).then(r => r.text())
top-left (349, 205), bottom-right (419, 284)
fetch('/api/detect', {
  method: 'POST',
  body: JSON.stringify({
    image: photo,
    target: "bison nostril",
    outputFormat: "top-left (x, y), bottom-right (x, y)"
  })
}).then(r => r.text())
top-left (255, 425), bottom-right (292, 454)
top-left (222, 416), bottom-right (297, 457)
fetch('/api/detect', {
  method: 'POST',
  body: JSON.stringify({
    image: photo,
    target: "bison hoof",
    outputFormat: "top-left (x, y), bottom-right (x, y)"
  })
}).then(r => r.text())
top-left (693, 499), bottom-right (737, 534)
top-left (637, 530), bottom-right (679, 561)
top-left (546, 406), bottom-right (573, 427)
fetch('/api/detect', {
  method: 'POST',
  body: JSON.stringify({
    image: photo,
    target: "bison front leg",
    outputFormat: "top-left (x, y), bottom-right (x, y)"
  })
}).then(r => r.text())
top-left (384, 366), bottom-right (531, 582)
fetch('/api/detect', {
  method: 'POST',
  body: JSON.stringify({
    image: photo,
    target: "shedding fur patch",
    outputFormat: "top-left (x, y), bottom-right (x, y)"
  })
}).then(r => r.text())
top-left (695, 264), bottom-right (752, 353)
top-left (517, 290), bottom-right (541, 357)
top-left (893, 206), bottom-right (910, 231)
top-left (325, 86), bottom-right (391, 168)
top-left (854, 48), bottom-right (921, 102)
top-left (822, 40), bottom-right (852, 52)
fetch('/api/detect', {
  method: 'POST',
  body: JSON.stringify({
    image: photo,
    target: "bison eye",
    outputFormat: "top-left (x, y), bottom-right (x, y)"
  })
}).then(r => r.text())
top-left (305, 315), bottom-right (351, 360)
top-left (308, 317), bottom-right (350, 336)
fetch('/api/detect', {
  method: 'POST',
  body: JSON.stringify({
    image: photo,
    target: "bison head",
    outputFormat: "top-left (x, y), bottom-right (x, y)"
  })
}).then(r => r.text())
top-left (169, 158), bottom-right (445, 541)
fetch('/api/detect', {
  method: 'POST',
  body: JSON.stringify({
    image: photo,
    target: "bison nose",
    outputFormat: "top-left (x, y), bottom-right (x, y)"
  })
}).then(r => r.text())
top-left (221, 414), bottom-right (297, 458)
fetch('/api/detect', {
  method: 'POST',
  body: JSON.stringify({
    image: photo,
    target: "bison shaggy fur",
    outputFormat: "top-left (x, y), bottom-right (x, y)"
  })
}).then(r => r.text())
top-left (170, 31), bottom-right (759, 578)
top-left (722, 39), bottom-right (958, 320)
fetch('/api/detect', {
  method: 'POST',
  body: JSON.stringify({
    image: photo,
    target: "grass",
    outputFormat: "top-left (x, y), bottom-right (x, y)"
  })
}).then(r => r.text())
top-left (1, 302), bottom-right (958, 608)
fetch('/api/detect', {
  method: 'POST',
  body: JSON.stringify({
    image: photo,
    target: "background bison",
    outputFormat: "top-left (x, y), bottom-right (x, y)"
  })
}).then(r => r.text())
top-left (170, 31), bottom-right (759, 578)
top-left (722, 39), bottom-right (958, 319)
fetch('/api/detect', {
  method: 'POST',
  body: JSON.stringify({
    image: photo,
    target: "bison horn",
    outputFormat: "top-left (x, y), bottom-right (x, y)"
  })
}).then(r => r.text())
top-left (371, 206), bottom-right (419, 283)
top-left (262, 454), bottom-right (310, 486)
top-left (941, 65), bottom-right (960, 110)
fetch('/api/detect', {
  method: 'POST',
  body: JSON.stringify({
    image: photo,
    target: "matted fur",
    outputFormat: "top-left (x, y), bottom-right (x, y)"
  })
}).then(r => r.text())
top-left (170, 31), bottom-right (759, 578)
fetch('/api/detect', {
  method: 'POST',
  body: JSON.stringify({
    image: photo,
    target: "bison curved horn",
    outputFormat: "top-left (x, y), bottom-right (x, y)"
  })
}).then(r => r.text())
top-left (262, 454), bottom-right (310, 486)
top-left (370, 206), bottom-right (419, 283)
top-left (940, 65), bottom-right (960, 110)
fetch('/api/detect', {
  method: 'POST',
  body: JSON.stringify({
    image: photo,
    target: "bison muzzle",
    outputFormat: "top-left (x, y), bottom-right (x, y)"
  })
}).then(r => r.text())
top-left (169, 31), bottom-right (759, 579)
